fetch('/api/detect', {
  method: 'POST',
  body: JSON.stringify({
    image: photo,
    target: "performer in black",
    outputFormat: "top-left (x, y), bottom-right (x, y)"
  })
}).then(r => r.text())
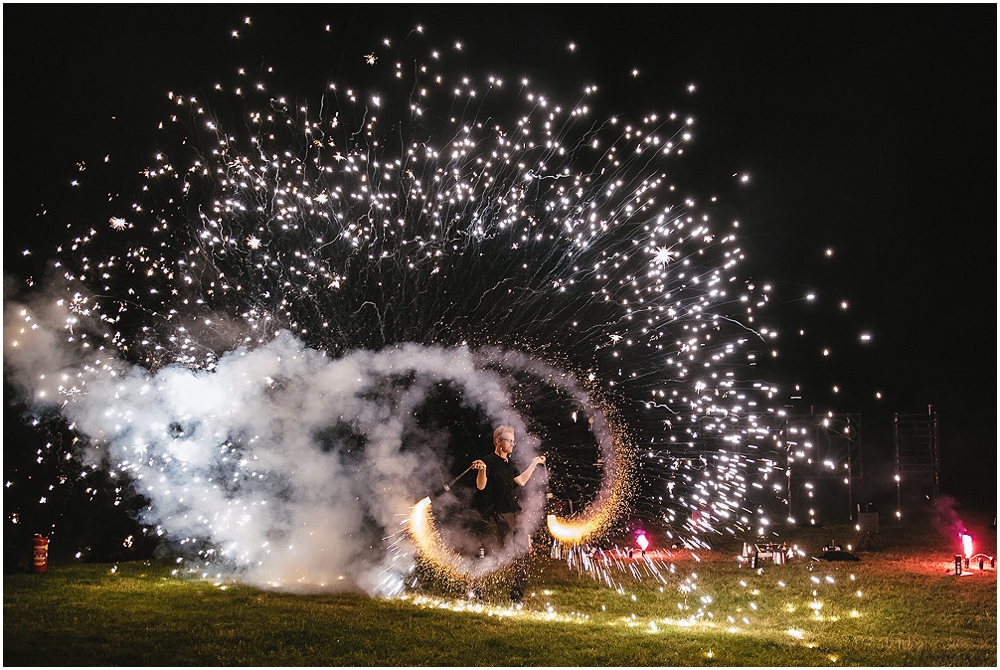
top-left (470, 424), bottom-right (545, 601)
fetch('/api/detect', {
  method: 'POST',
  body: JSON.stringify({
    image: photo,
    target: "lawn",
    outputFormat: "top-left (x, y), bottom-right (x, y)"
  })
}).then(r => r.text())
top-left (4, 516), bottom-right (996, 666)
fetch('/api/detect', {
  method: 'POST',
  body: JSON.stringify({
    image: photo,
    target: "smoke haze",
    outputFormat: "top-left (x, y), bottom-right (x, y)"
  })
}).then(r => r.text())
top-left (5, 287), bottom-right (555, 592)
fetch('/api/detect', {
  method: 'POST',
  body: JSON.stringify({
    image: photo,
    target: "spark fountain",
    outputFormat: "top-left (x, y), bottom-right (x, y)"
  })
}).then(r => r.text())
top-left (5, 15), bottom-right (795, 594)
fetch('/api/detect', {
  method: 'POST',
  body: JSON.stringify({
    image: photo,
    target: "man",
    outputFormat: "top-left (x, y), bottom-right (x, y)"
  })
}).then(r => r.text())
top-left (470, 425), bottom-right (545, 601)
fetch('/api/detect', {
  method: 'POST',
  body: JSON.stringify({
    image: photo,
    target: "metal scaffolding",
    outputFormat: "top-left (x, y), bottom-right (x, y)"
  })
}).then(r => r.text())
top-left (893, 405), bottom-right (940, 515)
top-left (783, 411), bottom-right (862, 523)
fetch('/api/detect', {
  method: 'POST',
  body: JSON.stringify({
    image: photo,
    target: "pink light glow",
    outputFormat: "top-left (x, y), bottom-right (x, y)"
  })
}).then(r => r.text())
top-left (960, 533), bottom-right (973, 559)
top-left (636, 533), bottom-right (650, 551)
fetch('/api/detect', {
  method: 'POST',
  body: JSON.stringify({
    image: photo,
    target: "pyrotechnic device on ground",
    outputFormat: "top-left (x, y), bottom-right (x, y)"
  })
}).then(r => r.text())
top-left (953, 533), bottom-right (994, 575)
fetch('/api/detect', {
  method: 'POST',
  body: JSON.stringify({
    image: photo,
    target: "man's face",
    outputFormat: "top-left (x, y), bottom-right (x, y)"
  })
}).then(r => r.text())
top-left (496, 431), bottom-right (515, 457)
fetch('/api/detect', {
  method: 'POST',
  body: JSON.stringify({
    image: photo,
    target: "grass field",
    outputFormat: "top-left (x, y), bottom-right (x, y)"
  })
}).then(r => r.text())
top-left (4, 516), bottom-right (996, 666)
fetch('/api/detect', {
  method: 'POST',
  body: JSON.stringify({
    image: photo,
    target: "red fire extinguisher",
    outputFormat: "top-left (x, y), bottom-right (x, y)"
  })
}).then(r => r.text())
top-left (32, 535), bottom-right (49, 573)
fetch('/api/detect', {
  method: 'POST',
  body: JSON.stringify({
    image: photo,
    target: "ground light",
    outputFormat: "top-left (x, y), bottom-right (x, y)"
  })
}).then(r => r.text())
top-left (953, 533), bottom-right (994, 576)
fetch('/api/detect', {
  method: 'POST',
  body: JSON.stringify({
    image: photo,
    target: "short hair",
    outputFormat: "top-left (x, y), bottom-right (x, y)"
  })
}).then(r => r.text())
top-left (493, 425), bottom-right (515, 443)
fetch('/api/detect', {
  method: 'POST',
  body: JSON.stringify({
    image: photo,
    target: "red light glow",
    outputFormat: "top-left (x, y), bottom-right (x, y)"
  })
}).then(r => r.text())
top-left (960, 533), bottom-right (973, 559)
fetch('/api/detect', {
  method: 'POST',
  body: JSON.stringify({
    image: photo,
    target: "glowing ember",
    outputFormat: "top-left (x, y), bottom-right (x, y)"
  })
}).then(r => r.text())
top-left (406, 496), bottom-right (488, 582)
top-left (547, 514), bottom-right (608, 544)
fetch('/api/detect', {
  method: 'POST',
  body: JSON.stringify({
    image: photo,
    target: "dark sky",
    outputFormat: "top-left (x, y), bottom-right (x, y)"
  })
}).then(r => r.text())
top-left (5, 4), bottom-right (995, 505)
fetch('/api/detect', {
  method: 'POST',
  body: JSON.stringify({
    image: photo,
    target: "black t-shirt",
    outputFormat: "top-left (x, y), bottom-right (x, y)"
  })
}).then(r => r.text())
top-left (472, 452), bottom-right (521, 515)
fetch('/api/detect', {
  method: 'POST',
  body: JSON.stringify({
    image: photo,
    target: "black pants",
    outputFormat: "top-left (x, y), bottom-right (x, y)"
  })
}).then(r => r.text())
top-left (481, 511), bottom-right (528, 599)
top-left (491, 511), bottom-right (516, 549)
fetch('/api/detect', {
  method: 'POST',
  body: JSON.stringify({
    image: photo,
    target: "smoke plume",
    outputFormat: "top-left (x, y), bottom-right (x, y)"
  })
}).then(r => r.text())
top-left (5, 286), bottom-right (551, 592)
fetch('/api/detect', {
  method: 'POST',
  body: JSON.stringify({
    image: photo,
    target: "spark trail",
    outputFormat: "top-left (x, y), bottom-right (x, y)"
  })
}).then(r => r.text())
top-left (5, 16), bottom-right (789, 592)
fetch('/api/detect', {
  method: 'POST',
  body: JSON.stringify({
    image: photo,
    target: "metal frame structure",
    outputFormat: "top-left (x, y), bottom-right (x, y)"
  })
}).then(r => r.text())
top-left (893, 405), bottom-right (940, 515)
top-left (783, 411), bottom-right (862, 523)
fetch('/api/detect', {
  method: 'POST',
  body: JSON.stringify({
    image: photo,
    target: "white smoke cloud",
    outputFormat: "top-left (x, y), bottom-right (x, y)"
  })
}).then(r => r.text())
top-left (5, 287), bottom-right (555, 593)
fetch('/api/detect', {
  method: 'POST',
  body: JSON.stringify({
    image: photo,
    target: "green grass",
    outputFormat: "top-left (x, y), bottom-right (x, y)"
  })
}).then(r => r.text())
top-left (4, 519), bottom-right (996, 666)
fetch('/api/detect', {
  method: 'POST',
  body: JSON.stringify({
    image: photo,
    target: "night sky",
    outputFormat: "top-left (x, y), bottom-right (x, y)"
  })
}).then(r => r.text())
top-left (5, 4), bottom-right (995, 515)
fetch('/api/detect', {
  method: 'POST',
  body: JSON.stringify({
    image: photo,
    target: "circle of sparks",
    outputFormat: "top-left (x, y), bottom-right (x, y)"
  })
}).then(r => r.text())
top-left (6, 18), bottom-right (791, 591)
top-left (404, 349), bottom-right (634, 580)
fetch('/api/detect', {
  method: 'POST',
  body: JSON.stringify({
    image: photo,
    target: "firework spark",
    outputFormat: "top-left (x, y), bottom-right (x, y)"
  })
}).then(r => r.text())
top-left (5, 17), bottom-right (796, 592)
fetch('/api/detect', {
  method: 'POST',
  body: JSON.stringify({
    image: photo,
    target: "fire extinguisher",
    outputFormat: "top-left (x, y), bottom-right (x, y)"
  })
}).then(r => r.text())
top-left (32, 535), bottom-right (49, 574)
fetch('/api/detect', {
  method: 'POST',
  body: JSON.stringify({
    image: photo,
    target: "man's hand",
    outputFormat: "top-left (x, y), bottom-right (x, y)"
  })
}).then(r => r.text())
top-left (471, 459), bottom-right (487, 470)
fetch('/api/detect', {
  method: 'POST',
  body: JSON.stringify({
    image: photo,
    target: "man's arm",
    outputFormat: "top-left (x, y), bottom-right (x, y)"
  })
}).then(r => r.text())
top-left (514, 455), bottom-right (546, 487)
top-left (472, 459), bottom-right (487, 490)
